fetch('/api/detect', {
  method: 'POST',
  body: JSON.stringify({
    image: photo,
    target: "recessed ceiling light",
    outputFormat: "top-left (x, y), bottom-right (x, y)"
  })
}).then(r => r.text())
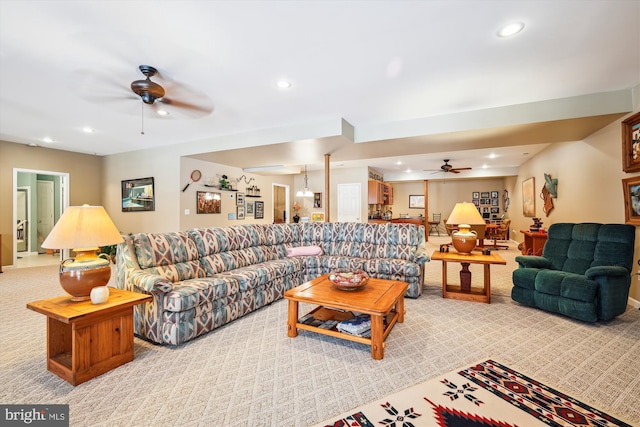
top-left (276, 80), bottom-right (292, 89)
top-left (42, 137), bottom-right (54, 143)
top-left (156, 110), bottom-right (169, 116)
top-left (497, 22), bottom-right (524, 38)
top-left (82, 127), bottom-right (95, 133)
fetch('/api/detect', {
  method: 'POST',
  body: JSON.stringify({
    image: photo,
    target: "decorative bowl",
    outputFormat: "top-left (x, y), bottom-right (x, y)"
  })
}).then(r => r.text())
top-left (328, 269), bottom-right (369, 291)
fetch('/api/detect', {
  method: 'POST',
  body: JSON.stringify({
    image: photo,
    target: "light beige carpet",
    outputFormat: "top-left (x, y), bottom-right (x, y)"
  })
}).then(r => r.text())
top-left (1, 237), bottom-right (639, 426)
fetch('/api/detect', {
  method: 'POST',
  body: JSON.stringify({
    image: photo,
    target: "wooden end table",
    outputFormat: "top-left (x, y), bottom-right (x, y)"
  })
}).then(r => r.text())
top-left (27, 288), bottom-right (151, 386)
top-left (431, 250), bottom-right (506, 303)
top-left (284, 275), bottom-right (407, 360)
top-left (520, 230), bottom-right (548, 256)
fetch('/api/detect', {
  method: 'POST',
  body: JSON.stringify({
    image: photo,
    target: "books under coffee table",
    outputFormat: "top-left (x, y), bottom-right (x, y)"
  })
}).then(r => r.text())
top-left (284, 274), bottom-right (407, 360)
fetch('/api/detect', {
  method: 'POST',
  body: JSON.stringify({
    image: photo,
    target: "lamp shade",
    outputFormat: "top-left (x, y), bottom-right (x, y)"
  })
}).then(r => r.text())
top-left (445, 202), bottom-right (484, 226)
top-left (42, 205), bottom-right (123, 250)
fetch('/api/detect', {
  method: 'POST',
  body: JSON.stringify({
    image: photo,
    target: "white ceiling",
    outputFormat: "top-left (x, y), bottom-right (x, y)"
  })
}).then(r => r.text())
top-left (1, 1), bottom-right (638, 180)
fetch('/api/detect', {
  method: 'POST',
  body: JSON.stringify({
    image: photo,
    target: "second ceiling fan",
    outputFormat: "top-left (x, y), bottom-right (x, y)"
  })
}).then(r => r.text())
top-left (426, 159), bottom-right (472, 174)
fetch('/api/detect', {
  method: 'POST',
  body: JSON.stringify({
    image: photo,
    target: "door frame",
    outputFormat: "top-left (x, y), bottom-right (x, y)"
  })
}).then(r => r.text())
top-left (12, 168), bottom-right (69, 268)
top-left (16, 186), bottom-right (31, 254)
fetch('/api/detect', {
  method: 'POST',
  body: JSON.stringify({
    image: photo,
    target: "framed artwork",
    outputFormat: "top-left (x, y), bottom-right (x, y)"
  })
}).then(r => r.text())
top-left (622, 112), bottom-right (640, 173)
top-left (522, 177), bottom-right (535, 217)
top-left (237, 205), bottom-right (245, 220)
top-left (254, 201), bottom-right (264, 219)
top-left (246, 201), bottom-right (254, 215)
top-left (491, 198), bottom-right (499, 206)
top-left (622, 176), bottom-right (640, 225)
top-left (196, 191), bottom-right (221, 214)
top-left (122, 177), bottom-right (155, 212)
top-left (311, 212), bottom-right (325, 222)
top-left (409, 195), bottom-right (424, 209)
top-left (313, 192), bottom-right (322, 208)
top-left (481, 192), bottom-right (490, 198)
top-left (472, 192), bottom-right (480, 199)
top-left (236, 192), bottom-right (245, 206)
top-left (472, 199), bottom-right (479, 207)
top-left (491, 207), bottom-right (500, 214)
top-left (491, 191), bottom-right (499, 199)
top-left (228, 213), bottom-right (235, 220)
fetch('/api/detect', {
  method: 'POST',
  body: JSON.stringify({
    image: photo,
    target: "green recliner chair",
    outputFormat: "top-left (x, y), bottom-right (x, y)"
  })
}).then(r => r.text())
top-left (512, 223), bottom-right (635, 322)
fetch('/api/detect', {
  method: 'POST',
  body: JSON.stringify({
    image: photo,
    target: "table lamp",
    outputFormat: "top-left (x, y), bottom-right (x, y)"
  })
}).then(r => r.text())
top-left (446, 202), bottom-right (485, 254)
top-left (41, 205), bottom-right (123, 301)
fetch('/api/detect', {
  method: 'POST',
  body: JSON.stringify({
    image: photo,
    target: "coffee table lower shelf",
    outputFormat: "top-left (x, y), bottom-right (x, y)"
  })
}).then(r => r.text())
top-left (294, 306), bottom-right (399, 347)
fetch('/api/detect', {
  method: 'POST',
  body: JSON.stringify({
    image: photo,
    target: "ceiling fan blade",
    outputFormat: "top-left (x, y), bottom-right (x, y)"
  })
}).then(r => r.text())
top-left (158, 98), bottom-right (213, 114)
top-left (451, 167), bottom-right (472, 172)
top-left (450, 170), bottom-right (461, 174)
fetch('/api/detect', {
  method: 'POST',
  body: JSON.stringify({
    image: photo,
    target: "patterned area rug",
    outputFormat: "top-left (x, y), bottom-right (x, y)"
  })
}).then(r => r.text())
top-left (314, 360), bottom-right (632, 427)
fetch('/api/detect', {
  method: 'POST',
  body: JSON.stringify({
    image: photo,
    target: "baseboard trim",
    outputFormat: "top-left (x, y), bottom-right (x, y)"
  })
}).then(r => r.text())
top-left (628, 296), bottom-right (640, 309)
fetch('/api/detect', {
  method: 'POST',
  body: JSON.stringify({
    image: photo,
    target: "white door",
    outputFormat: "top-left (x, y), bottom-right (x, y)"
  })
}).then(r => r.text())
top-left (37, 180), bottom-right (54, 253)
top-left (337, 183), bottom-right (361, 222)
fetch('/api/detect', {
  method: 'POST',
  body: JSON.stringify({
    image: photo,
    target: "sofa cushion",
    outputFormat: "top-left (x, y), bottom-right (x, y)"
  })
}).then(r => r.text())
top-left (133, 232), bottom-right (206, 282)
top-left (534, 270), bottom-right (598, 303)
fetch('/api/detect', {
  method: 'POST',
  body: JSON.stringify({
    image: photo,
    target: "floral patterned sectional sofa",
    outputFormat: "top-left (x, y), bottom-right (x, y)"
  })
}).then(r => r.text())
top-left (116, 222), bottom-right (429, 346)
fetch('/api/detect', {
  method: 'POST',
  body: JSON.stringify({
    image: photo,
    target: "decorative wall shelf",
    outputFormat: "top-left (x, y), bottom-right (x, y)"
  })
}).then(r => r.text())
top-left (203, 185), bottom-right (237, 191)
top-left (246, 195), bottom-right (261, 198)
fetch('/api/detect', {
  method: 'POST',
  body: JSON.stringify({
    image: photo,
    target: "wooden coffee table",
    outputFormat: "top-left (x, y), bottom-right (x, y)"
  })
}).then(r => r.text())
top-left (284, 275), bottom-right (407, 360)
top-left (27, 288), bottom-right (151, 385)
top-left (431, 250), bottom-right (506, 303)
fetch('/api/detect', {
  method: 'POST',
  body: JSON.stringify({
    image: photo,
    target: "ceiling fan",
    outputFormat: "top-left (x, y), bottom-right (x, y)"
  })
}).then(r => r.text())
top-left (425, 159), bottom-right (472, 174)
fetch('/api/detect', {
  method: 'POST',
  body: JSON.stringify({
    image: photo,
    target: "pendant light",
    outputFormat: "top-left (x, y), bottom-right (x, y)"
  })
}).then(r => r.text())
top-left (296, 165), bottom-right (313, 197)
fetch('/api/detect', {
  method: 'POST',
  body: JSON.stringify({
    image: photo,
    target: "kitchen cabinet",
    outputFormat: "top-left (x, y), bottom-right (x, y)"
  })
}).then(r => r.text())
top-left (368, 181), bottom-right (393, 205)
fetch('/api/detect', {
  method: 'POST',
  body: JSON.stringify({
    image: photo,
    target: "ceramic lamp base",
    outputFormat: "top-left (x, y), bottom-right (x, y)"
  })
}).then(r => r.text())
top-left (59, 250), bottom-right (111, 301)
top-left (451, 224), bottom-right (478, 254)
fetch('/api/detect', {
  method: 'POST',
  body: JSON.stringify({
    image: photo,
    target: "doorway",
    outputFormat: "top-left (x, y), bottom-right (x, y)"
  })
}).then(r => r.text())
top-left (272, 183), bottom-right (290, 223)
top-left (13, 168), bottom-right (69, 268)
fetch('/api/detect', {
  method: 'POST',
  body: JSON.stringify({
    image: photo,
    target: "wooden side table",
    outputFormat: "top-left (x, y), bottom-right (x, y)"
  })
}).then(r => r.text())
top-left (431, 250), bottom-right (506, 303)
top-left (520, 230), bottom-right (548, 256)
top-left (27, 288), bottom-right (151, 386)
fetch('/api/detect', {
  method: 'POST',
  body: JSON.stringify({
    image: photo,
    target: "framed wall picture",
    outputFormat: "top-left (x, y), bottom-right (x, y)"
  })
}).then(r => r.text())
top-left (196, 191), bottom-right (221, 214)
top-left (622, 112), bottom-right (640, 173)
top-left (311, 212), bottom-right (325, 222)
top-left (122, 177), bottom-right (155, 212)
top-left (313, 192), bottom-right (322, 208)
top-left (522, 177), bottom-right (535, 217)
top-left (236, 192), bottom-right (245, 206)
top-left (246, 201), bottom-right (254, 215)
top-left (491, 191), bottom-right (499, 199)
top-left (481, 192), bottom-right (490, 198)
top-left (409, 195), bottom-right (424, 209)
top-left (472, 192), bottom-right (480, 199)
top-left (254, 201), bottom-right (264, 219)
top-left (622, 176), bottom-right (640, 225)
top-left (237, 205), bottom-right (245, 220)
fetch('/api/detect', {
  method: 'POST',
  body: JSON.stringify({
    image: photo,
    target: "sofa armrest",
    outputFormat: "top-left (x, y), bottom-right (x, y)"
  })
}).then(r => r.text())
top-left (515, 255), bottom-right (553, 269)
top-left (128, 269), bottom-right (174, 294)
top-left (415, 247), bottom-right (430, 264)
top-left (585, 266), bottom-right (630, 280)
